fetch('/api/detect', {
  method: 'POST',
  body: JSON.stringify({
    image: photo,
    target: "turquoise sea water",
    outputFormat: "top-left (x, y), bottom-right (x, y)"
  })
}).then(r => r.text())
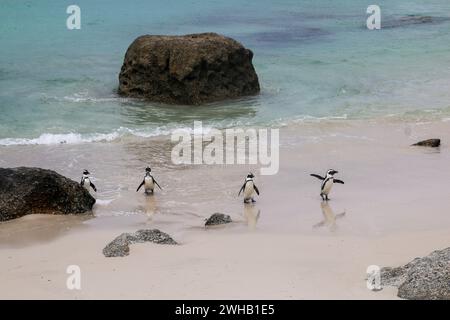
top-left (1, 0), bottom-right (450, 145)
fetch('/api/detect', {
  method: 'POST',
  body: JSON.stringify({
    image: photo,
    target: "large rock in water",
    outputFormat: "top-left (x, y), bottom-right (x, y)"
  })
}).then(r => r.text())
top-left (381, 247), bottom-right (450, 300)
top-left (118, 33), bottom-right (260, 105)
top-left (0, 167), bottom-right (95, 221)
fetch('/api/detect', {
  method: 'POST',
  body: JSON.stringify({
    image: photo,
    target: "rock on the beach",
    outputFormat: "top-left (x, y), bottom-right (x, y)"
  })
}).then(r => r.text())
top-left (0, 167), bottom-right (95, 222)
top-left (205, 213), bottom-right (232, 226)
top-left (118, 33), bottom-right (260, 105)
top-left (412, 139), bottom-right (441, 147)
top-left (381, 247), bottom-right (450, 300)
top-left (103, 229), bottom-right (178, 257)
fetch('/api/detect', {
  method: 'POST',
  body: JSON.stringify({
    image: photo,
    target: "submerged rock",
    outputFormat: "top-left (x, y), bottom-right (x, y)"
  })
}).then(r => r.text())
top-left (0, 167), bottom-right (95, 222)
top-left (205, 213), bottom-right (232, 226)
top-left (118, 32), bottom-right (260, 105)
top-left (103, 229), bottom-right (178, 257)
top-left (381, 247), bottom-right (450, 300)
top-left (382, 15), bottom-right (450, 28)
top-left (412, 139), bottom-right (441, 147)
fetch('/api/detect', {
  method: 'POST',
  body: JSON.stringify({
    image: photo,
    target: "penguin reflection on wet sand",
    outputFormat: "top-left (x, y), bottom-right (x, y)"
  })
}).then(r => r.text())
top-left (238, 173), bottom-right (260, 203)
top-left (143, 195), bottom-right (157, 221)
top-left (243, 203), bottom-right (260, 230)
top-left (310, 169), bottom-right (344, 201)
top-left (80, 170), bottom-right (97, 192)
top-left (136, 167), bottom-right (162, 195)
top-left (313, 201), bottom-right (346, 232)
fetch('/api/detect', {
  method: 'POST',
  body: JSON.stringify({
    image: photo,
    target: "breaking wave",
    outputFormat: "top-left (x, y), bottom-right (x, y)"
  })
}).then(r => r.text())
top-left (0, 124), bottom-right (222, 146)
top-left (0, 127), bottom-right (175, 146)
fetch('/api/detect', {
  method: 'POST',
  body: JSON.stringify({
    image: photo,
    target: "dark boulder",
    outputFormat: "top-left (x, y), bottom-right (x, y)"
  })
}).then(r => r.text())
top-left (412, 139), bottom-right (441, 147)
top-left (103, 229), bottom-right (178, 257)
top-left (381, 247), bottom-right (450, 300)
top-left (205, 213), bottom-right (232, 226)
top-left (0, 167), bottom-right (95, 221)
top-left (118, 33), bottom-right (260, 105)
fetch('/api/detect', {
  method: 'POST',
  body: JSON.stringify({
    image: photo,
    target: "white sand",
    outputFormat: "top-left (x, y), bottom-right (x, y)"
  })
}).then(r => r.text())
top-left (1, 119), bottom-right (449, 299)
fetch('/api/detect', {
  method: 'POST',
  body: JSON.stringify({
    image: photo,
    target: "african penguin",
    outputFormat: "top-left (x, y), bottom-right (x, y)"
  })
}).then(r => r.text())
top-left (136, 167), bottom-right (162, 195)
top-left (238, 173), bottom-right (260, 203)
top-left (80, 170), bottom-right (97, 192)
top-left (310, 169), bottom-right (344, 201)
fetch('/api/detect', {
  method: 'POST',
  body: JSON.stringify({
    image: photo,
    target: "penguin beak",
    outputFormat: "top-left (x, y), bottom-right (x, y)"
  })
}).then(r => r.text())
top-left (332, 170), bottom-right (338, 175)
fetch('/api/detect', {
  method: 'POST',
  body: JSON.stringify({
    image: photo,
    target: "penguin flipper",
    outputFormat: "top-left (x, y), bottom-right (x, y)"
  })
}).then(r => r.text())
top-left (238, 183), bottom-right (246, 196)
top-left (153, 179), bottom-right (163, 190)
top-left (254, 184), bottom-right (260, 195)
top-left (310, 174), bottom-right (325, 180)
top-left (90, 182), bottom-right (97, 192)
top-left (136, 180), bottom-right (144, 192)
top-left (334, 179), bottom-right (344, 184)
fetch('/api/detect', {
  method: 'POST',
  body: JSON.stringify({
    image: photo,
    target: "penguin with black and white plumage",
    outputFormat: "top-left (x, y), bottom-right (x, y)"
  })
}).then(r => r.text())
top-left (310, 169), bottom-right (344, 201)
top-left (80, 170), bottom-right (97, 193)
top-left (238, 173), bottom-right (260, 203)
top-left (136, 167), bottom-right (162, 195)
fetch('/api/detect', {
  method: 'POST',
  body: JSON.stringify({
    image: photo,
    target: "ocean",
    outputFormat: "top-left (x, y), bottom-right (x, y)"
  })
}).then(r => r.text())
top-left (1, 0), bottom-right (450, 145)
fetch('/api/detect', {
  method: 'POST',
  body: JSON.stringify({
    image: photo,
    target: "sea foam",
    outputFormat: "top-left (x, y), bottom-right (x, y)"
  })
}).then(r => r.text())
top-left (0, 127), bottom-right (174, 146)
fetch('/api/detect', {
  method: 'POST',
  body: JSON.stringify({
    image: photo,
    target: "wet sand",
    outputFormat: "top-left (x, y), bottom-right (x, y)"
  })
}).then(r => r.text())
top-left (1, 119), bottom-right (450, 299)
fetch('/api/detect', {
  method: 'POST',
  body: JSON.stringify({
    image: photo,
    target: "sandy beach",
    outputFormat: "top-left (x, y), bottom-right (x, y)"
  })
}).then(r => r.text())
top-left (2, 0), bottom-right (450, 303)
top-left (1, 119), bottom-right (449, 299)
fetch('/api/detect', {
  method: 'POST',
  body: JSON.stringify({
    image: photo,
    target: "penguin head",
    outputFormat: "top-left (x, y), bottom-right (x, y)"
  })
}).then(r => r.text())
top-left (247, 173), bottom-right (255, 179)
top-left (83, 170), bottom-right (90, 175)
top-left (145, 167), bottom-right (151, 173)
top-left (327, 169), bottom-right (338, 176)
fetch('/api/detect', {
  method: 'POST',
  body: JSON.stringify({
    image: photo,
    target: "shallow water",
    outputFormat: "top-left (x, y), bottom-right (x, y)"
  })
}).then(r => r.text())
top-left (1, 0), bottom-right (450, 145)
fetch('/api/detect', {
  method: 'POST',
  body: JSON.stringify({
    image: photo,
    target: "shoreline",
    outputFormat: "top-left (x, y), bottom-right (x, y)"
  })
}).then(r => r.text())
top-left (1, 119), bottom-right (450, 299)
top-left (0, 115), bottom-right (450, 147)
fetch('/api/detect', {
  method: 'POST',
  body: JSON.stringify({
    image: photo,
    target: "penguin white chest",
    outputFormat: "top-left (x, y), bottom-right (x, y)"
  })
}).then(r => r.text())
top-left (83, 177), bottom-right (91, 191)
top-left (144, 176), bottom-right (154, 191)
top-left (243, 181), bottom-right (254, 199)
top-left (322, 179), bottom-right (334, 195)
